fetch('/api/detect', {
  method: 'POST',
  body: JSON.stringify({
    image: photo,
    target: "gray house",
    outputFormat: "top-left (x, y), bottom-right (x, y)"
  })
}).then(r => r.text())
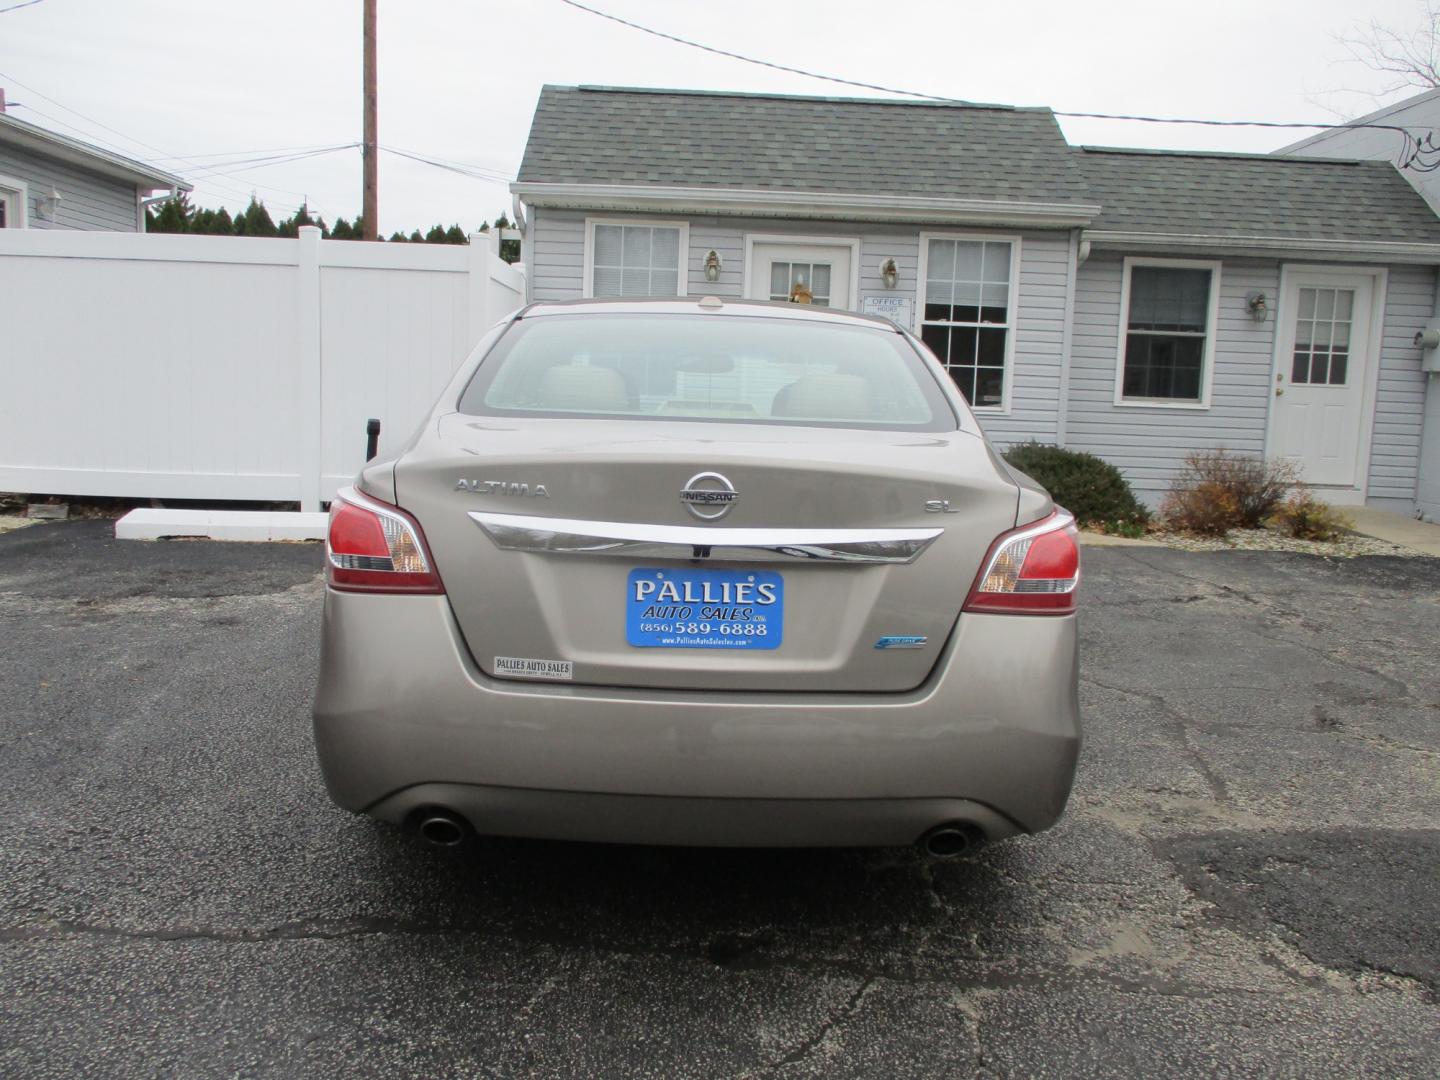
top-left (512, 85), bottom-right (1440, 517)
top-left (0, 107), bottom-right (189, 232)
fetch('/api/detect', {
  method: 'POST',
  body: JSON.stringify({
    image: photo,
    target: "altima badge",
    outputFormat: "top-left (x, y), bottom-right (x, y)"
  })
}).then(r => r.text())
top-left (455, 479), bottom-right (550, 497)
top-left (679, 472), bottom-right (738, 520)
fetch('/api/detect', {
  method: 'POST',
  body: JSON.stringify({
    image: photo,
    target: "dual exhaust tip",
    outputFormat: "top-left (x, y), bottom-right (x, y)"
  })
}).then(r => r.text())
top-left (410, 807), bottom-right (986, 859)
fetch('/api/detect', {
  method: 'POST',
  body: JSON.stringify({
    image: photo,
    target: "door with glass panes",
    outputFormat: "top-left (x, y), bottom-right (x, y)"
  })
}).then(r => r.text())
top-left (745, 241), bottom-right (856, 310)
top-left (1268, 270), bottom-right (1377, 490)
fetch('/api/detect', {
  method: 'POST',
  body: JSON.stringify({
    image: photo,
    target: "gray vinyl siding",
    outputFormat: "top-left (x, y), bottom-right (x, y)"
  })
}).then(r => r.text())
top-left (1069, 254), bottom-right (1434, 509)
top-left (1368, 264), bottom-right (1435, 504)
top-left (1066, 254), bottom-right (1280, 503)
top-left (527, 208), bottom-right (1068, 442)
top-left (0, 142), bottom-right (141, 232)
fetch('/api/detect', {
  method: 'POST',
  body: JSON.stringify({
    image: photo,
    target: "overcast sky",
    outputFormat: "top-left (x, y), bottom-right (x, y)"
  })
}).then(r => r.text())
top-left (0, 0), bottom-right (1429, 234)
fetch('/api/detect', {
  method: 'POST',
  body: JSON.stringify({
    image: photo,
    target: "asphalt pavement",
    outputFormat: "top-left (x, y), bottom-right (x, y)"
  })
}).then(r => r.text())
top-left (2, 520), bottom-right (1438, 1078)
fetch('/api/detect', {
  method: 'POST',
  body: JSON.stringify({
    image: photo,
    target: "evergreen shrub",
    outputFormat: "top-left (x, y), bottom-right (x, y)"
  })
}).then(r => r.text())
top-left (1001, 442), bottom-right (1148, 529)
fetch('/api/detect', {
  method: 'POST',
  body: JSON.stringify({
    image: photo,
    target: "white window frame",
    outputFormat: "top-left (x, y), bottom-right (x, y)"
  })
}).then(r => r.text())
top-left (0, 173), bottom-right (29, 229)
top-left (1113, 256), bottom-right (1222, 410)
top-left (582, 216), bottom-right (690, 299)
top-left (916, 231), bottom-right (1022, 415)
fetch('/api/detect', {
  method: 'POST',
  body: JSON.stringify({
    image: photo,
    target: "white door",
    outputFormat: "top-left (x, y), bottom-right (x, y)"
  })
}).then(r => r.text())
top-left (746, 240), bottom-right (856, 310)
top-left (1269, 272), bottom-right (1377, 489)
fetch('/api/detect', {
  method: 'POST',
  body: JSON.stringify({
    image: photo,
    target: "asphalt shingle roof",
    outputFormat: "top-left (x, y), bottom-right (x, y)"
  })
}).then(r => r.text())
top-left (518, 85), bottom-right (1091, 205)
top-left (1077, 146), bottom-right (1440, 244)
top-left (517, 86), bottom-right (1440, 248)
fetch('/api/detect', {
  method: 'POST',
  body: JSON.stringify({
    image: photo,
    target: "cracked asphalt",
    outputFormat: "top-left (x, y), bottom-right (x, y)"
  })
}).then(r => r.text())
top-left (2, 520), bottom-right (1439, 1078)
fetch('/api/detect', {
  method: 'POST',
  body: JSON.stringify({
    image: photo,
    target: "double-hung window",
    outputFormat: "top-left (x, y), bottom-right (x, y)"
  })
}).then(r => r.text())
top-left (918, 235), bottom-right (1017, 409)
top-left (1117, 259), bottom-right (1220, 405)
top-left (586, 219), bottom-right (687, 298)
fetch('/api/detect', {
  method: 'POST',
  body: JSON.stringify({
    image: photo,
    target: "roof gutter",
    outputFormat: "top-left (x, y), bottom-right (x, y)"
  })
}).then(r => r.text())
top-left (0, 117), bottom-right (190, 192)
top-left (1083, 229), bottom-right (1440, 265)
top-left (511, 182), bottom-right (1099, 228)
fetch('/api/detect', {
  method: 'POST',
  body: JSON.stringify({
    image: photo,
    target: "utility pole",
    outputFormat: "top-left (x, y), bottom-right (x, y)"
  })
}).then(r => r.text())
top-left (362, 0), bottom-right (378, 240)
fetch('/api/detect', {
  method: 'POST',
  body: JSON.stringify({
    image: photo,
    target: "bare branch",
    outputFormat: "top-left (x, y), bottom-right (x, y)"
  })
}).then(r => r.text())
top-left (1336, 1), bottom-right (1440, 91)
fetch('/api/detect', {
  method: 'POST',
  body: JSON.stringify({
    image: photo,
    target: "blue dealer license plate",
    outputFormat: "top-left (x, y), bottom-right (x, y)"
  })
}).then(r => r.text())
top-left (626, 568), bottom-right (783, 650)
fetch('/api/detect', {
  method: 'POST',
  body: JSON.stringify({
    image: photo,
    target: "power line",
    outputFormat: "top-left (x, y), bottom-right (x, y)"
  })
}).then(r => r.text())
top-left (185, 143), bottom-right (359, 180)
top-left (0, 69), bottom-right (320, 205)
top-left (556, 0), bottom-right (950, 102)
top-left (554, 0), bottom-right (1440, 169)
top-left (0, 0), bottom-right (49, 14)
top-left (380, 145), bottom-right (512, 185)
top-left (148, 143), bottom-right (351, 163)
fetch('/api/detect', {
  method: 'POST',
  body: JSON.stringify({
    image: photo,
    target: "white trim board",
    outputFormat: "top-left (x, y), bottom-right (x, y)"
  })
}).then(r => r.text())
top-left (115, 509), bottom-right (328, 542)
top-left (1084, 230), bottom-right (1440, 265)
top-left (515, 182), bottom-right (1100, 228)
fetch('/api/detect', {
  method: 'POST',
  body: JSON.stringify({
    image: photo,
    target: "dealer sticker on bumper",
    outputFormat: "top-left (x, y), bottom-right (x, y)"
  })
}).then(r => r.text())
top-left (495, 656), bottom-right (574, 680)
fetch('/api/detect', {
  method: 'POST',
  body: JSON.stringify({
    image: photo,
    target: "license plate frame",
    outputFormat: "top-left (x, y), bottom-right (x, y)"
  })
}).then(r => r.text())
top-left (626, 567), bottom-right (783, 650)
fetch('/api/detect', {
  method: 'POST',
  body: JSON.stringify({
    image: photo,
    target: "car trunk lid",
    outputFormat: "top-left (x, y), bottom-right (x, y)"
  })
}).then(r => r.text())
top-left (395, 414), bottom-right (1021, 692)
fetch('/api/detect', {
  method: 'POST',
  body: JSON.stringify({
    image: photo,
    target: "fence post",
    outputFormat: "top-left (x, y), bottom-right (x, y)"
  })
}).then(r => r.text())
top-left (297, 225), bottom-right (323, 512)
top-left (467, 232), bottom-right (492, 350)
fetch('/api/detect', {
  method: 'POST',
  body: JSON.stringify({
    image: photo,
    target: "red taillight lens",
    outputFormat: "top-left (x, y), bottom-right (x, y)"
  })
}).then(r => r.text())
top-left (964, 510), bottom-right (1080, 615)
top-left (325, 487), bottom-right (444, 594)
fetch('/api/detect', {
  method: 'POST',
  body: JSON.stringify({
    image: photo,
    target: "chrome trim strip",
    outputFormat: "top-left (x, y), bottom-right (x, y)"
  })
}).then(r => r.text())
top-left (468, 512), bottom-right (944, 565)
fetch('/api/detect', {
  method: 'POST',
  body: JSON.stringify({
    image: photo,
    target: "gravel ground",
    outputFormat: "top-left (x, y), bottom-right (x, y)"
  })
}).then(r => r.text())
top-left (1148, 527), bottom-right (1416, 557)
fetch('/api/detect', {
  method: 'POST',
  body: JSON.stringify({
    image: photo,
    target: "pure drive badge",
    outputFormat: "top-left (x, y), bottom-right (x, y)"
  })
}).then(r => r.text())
top-left (874, 635), bottom-right (928, 650)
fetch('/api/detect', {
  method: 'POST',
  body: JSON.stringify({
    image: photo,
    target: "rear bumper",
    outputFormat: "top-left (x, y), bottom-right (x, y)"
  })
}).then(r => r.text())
top-left (311, 592), bottom-right (1081, 847)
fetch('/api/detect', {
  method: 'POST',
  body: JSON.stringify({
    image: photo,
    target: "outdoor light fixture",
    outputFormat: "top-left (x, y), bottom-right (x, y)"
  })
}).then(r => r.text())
top-left (879, 257), bottom-right (899, 289)
top-left (1245, 291), bottom-right (1269, 323)
top-left (36, 187), bottom-right (61, 221)
top-left (704, 249), bottom-right (722, 282)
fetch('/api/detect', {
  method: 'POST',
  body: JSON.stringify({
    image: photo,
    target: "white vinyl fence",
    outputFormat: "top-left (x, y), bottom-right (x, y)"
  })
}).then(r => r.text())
top-left (0, 225), bottom-right (525, 509)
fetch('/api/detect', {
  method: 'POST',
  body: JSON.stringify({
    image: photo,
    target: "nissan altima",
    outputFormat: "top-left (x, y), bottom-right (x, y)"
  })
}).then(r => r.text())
top-left (312, 297), bottom-right (1080, 857)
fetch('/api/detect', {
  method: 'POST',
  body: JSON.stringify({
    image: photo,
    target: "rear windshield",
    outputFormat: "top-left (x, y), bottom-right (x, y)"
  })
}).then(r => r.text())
top-left (456, 313), bottom-right (957, 431)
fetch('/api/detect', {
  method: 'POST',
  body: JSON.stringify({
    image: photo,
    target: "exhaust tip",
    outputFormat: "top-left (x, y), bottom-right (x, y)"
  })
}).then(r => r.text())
top-left (920, 823), bottom-right (986, 860)
top-left (413, 809), bottom-right (470, 848)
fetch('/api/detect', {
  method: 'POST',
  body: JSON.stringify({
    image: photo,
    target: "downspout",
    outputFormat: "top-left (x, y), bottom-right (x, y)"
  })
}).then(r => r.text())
top-left (1055, 229), bottom-right (1084, 448)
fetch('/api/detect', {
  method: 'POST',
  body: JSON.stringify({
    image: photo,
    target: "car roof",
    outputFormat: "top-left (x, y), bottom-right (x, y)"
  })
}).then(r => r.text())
top-left (517, 297), bottom-right (903, 331)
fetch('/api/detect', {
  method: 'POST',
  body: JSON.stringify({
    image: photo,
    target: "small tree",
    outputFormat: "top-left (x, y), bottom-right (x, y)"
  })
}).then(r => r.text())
top-left (146, 192), bottom-right (193, 233)
top-left (493, 213), bottom-right (520, 263)
top-left (234, 197), bottom-right (278, 237)
top-left (277, 203), bottom-right (324, 238)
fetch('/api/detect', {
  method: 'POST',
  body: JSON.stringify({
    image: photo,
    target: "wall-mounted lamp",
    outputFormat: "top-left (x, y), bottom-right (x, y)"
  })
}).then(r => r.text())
top-left (703, 249), bottom-right (722, 282)
top-left (879, 257), bottom-right (899, 290)
top-left (36, 187), bottom-right (62, 221)
top-left (1245, 291), bottom-right (1269, 323)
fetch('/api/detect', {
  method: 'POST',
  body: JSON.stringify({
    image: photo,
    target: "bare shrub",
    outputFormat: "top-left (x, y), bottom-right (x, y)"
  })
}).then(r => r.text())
top-left (1161, 450), bottom-right (1299, 534)
top-left (1160, 479), bottom-right (1243, 536)
top-left (1269, 491), bottom-right (1354, 541)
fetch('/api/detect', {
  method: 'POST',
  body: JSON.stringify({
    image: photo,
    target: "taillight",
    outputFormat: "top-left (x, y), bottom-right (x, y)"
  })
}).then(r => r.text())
top-left (325, 487), bottom-right (444, 594)
top-left (964, 509), bottom-right (1080, 615)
